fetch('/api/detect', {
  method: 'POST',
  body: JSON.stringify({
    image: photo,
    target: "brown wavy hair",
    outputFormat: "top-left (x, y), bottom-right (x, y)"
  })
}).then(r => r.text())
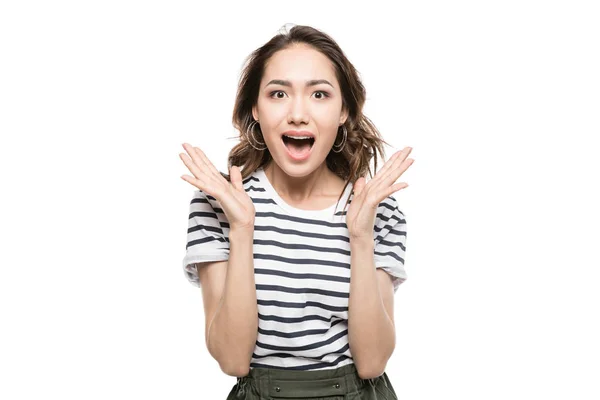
top-left (221, 24), bottom-right (393, 213)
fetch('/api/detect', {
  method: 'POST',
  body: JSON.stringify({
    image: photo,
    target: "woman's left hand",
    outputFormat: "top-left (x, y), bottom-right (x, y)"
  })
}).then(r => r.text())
top-left (346, 146), bottom-right (414, 241)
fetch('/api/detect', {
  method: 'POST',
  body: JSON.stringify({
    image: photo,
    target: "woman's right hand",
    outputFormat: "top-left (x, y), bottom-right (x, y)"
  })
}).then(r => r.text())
top-left (179, 143), bottom-right (256, 231)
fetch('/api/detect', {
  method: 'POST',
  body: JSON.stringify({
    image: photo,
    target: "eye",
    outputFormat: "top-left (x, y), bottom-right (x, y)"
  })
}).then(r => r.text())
top-left (268, 90), bottom-right (331, 99)
top-left (269, 90), bottom-right (286, 99)
top-left (313, 90), bottom-right (330, 99)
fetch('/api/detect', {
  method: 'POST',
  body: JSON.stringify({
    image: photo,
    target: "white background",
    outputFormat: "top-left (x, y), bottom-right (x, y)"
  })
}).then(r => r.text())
top-left (1, 1), bottom-right (599, 399)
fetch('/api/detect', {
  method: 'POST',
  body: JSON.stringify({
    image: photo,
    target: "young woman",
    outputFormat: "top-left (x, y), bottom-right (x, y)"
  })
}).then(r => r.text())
top-left (179, 24), bottom-right (414, 399)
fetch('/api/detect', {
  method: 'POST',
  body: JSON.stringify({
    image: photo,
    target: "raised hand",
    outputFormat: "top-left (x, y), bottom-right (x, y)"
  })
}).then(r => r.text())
top-left (346, 146), bottom-right (414, 241)
top-left (179, 143), bottom-right (256, 231)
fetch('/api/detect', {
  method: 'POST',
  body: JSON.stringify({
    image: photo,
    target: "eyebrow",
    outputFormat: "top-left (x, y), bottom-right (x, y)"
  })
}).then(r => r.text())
top-left (265, 79), bottom-right (334, 89)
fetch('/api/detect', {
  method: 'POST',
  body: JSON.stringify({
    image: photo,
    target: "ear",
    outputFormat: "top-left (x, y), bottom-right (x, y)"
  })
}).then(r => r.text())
top-left (340, 106), bottom-right (349, 125)
top-left (252, 105), bottom-right (258, 121)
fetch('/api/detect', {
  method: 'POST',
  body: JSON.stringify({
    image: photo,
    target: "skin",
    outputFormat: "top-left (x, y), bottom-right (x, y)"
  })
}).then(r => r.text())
top-left (346, 147), bottom-right (414, 378)
top-left (252, 43), bottom-right (415, 377)
top-left (179, 42), bottom-right (415, 378)
top-left (252, 42), bottom-right (349, 204)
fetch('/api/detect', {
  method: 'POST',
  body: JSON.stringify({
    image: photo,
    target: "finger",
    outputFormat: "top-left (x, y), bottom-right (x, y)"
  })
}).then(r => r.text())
top-left (229, 165), bottom-right (244, 191)
top-left (374, 150), bottom-right (403, 181)
top-left (383, 147), bottom-right (412, 179)
top-left (193, 146), bottom-right (226, 184)
top-left (385, 182), bottom-right (409, 198)
top-left (179, 151), bottom-right (206, 182)
top-left (371, 147), bottom-right (411, 189)
top-left (182, 143), bottom-right (226, 190)
top-left (180, 173), bottom-right (209, 191)
top-left (353, 176), bottom-right (366, 197)
top-left (368, 181), bottom-right (409, 211)
top-left (380, 157), bottom-right (414, 190)
top-left (352, 175), bottom-right (376, 212)
top-left (372, 147), bottom-right (413, 191)
top-left (181, 143), bottom-right (207, 176)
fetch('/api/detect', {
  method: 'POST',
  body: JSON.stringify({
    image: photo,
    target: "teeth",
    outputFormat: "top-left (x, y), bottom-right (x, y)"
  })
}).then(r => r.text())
top-left (284, 135), bottom-right (312, 140)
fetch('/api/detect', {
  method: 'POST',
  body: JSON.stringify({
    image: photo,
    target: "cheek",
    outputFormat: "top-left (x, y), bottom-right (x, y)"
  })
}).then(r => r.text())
top-left (257, 100), bottom-right (287, 125)
top-left (313, 103), bottom-right (343, 125)
top-left (315, 114), bottom-right (342, 136)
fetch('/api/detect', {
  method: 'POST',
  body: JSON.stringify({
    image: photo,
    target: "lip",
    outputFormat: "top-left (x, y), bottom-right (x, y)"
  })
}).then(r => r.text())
top-left (281, 131), bottom-right (315, 161)
top-left (281, 130), bottom-right (315, 139)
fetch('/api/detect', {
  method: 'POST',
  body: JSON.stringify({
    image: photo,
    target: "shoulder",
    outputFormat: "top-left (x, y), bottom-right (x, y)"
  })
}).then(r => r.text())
top-left (377, 195), bottom-right (404, 220)
top-left (373, 196), bottom-right (405, 239)
top-left (187, 189), bottom-right (225, 220)
top-left (189, 189), bottom-right (213, 207)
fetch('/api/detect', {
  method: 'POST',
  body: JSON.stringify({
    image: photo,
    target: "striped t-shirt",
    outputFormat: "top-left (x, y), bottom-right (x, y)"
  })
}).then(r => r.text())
top-left (182, 166), bottom-right (408, 371)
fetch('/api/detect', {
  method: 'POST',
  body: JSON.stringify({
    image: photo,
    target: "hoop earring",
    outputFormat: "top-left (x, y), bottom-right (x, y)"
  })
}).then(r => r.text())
top-left (332, 124), bottom-right (347, 153)
top-left (246, 120), bottom-right (267, 151)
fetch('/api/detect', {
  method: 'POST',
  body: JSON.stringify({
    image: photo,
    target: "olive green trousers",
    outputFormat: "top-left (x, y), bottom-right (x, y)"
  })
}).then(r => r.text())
top-left (226, 362), bottom-right (398, 399)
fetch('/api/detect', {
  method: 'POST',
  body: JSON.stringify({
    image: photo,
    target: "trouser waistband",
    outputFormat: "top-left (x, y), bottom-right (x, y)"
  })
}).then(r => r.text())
top-left (236, 363), bottom-right (378, 397)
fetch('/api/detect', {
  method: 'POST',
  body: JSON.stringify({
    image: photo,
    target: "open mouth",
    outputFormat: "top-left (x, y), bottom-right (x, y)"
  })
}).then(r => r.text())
top-left (281, 135), bottom-right (315, 154)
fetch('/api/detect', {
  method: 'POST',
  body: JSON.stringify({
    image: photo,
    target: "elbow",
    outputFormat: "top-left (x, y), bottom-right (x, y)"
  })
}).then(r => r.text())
top-left (356, 356), bottom-right (390, 380)
top-left (356, 345), bottom-right (394, 379)
top-left (207, 338), bottom-right (254, 377)
top-left (207, 339), bottom-right (251, 377)
top-left (220, 361), bottom-right (250, 377)
top-left (357, 364), bottom-right (385, 380)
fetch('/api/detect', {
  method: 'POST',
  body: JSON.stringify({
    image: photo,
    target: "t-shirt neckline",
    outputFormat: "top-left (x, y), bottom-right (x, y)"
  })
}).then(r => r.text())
top-left (255, 167), bottom-right (352, 219)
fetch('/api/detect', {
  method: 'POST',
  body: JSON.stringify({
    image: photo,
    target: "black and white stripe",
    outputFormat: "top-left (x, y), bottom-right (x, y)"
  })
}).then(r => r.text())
top-left (182, 167), bottom-right (407, 371)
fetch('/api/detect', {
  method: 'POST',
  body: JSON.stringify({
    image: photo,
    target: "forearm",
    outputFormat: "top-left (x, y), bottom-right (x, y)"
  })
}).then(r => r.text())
top-left (348, 238), bottom-right (395, 378)
top-left (207, 227), bottom-right (258, 376)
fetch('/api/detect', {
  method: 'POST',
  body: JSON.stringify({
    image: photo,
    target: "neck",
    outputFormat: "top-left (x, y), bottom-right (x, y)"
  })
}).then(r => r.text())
top-left (264, 162), bottom-right (334, 203)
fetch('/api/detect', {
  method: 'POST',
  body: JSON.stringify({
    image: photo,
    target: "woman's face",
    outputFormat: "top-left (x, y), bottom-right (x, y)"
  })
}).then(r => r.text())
top-left (252, 43), bottom-right (348, 176)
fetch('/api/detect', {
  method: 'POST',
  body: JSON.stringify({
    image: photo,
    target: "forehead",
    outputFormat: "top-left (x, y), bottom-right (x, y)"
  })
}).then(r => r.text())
top-left (263, 43), bottom-right (337, 84)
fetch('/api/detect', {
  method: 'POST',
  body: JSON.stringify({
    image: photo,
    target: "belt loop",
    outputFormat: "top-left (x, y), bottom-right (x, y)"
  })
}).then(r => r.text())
top-left (236, 376), bottom-right (249, 396)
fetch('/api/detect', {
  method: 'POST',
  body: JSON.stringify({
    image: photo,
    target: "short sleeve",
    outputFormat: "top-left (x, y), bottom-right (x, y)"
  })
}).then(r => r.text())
top-left (182, 189), bottom-right (230, 287)
top-left (373, 196), bottom-right (408, 293)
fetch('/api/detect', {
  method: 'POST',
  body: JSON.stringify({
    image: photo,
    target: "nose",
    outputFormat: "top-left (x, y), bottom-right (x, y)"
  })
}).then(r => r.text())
top-left (287, 96), bottom-right (310, 125)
